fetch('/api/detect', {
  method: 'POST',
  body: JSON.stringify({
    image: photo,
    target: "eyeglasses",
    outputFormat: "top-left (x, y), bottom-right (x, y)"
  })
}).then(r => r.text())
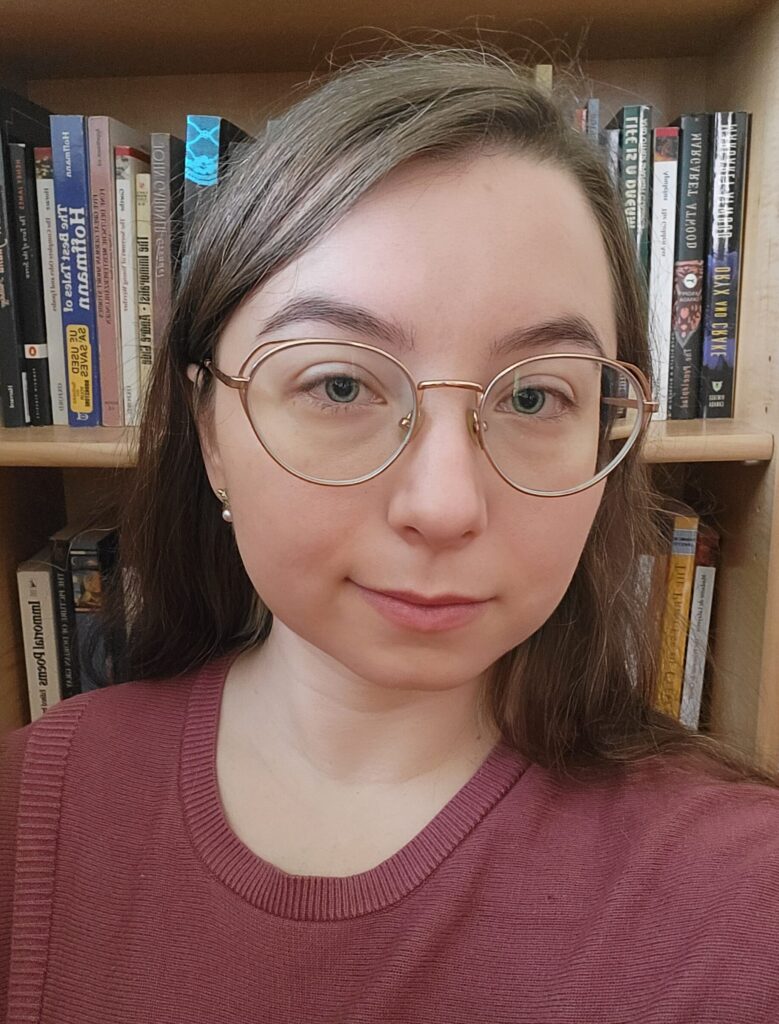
top-left (200, 339), bottom-right (657, 497)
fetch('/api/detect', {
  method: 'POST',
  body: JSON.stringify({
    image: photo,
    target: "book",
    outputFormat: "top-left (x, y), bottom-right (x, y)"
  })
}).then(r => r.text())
top-left (647, 127), bottom-right (679, 421)
top-left (668, 114), bottom-right (711, 420)
top-left (34, 146), bottom-right (68, 424)
top-left (114, 145), bottom-right (150, 425)
top-left (149, 132), bottom-right (185, 347)
top-left (0, 88), bottom-right (51, 427)
top-left (699, 111), bottom-right (751, 418)
top-left (679, 523), bottom-right (720, 730)
top-left (68, 525), bottom-right (121, 693)
top-left (8, 140), bottom-right (52, 424)
top-left (135, 171), bottom-right (153, 406)
top-left (16, 544), bottom-right (63, 721)
top-left (48, 520), bottom-right (87, 700)
top-left (87, 116), bottom-right (150, 426)
top-left (655, 513), bottom-right (700, 717)
top-left (606, 105), bottom-right (653, 282)
top-left (50, 114), bottom-right (102, 426)
top-left (181, 114), bottom-right (251, 280)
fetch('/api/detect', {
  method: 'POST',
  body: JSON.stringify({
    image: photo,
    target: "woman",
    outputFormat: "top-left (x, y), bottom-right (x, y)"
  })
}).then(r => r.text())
top-left (2, 44), bottom-right (778, 1023)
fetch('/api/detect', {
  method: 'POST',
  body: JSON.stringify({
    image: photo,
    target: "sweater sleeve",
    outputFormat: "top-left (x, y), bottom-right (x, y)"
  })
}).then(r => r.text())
top-left (0, 723), bottom-right (32, 1014)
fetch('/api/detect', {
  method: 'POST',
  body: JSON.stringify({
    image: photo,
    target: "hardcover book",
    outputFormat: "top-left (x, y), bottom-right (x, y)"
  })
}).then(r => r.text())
top-left (647, 127), bottom-right (679, 421)
top-left (655, 513), bottom-right (700, 718)
top-left (50, 114), bottom-right (102, 426)
top-left (34, 146), bottom-right (68, 424)
top-left (668, 114), bottom-right (711, 420)
top-left (698, 111), bottom-right (751, 418)
top-left (114, 145), bottom-right (150, 425)
top-left (181, 114), bottom-right (252, 281)
top-left (8, 141), bottom-right (52, 424)
top-left (16, 544), bottom-right (63, 721)
top-left (606, 105), bottom-right (653, 281)
top-left (149, 132), bottom-right (184, 346)
top-left (87, 116), bottom-right (150, 426)
top-left (0, 89), bottom-right (52, 426)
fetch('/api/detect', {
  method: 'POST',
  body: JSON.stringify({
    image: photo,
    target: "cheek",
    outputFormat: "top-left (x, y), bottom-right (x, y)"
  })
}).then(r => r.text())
top-left (226, 462), bottom-right (356, 611)
top-left (501, 483), bottom-right (604, 613)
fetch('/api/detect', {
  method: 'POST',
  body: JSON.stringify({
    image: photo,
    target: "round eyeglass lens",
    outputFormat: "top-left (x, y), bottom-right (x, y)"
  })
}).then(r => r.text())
top-left (244, 342), bottom-right (417, 483)
top-left (480, 355), bottom-right (643, 493)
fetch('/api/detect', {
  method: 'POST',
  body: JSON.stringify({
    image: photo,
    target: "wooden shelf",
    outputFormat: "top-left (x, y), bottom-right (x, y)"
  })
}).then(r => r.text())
top-left (0, 0), bottom-right (767, 79)
top-left (0, 419), bottom-right (772, 469)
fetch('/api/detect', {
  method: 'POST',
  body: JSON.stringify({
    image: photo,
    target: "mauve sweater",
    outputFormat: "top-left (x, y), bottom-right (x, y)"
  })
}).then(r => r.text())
top-left (1, 652), bottom-right (779, 1023)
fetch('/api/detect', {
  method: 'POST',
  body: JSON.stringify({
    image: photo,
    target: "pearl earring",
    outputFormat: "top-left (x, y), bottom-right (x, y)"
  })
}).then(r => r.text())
top-left (216, 488), bottom-right (233, 523)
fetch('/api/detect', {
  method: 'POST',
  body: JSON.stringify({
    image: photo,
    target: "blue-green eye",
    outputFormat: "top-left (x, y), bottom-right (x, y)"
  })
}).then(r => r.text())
top-left (512, 387), bottom-right (546, 414)
top-left (325, 376), bottom-right (361, 403)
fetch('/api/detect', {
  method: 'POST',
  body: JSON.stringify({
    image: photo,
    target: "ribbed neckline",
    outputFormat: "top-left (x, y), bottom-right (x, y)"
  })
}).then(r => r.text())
top-left (180, 652), bottom-right (529, 921)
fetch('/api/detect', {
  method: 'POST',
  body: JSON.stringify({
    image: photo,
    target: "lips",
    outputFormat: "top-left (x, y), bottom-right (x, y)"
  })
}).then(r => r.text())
top-left (355, 585), bottom-right (486, 606)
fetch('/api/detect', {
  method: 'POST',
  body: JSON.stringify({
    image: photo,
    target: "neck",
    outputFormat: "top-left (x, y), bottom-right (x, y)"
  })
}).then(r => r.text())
top-left (224, 621), bottom-right (502, 788)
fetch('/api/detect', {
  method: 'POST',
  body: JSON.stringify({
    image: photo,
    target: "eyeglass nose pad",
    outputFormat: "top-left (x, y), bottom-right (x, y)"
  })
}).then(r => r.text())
top-left (398, 408), bottom-right (486, 448)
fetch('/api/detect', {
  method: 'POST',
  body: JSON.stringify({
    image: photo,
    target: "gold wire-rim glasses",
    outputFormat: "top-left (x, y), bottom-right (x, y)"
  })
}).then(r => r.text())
top-left (199, 339), bottom-right (658, 497)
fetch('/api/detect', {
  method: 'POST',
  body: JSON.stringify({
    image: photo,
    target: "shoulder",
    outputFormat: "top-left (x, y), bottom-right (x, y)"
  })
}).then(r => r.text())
top-left (1, 653), bottom-right (230, 812)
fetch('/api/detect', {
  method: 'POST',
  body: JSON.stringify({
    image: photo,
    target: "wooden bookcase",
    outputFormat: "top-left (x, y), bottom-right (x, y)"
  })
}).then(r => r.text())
top-left (1, 1), bottom-right (778, 769)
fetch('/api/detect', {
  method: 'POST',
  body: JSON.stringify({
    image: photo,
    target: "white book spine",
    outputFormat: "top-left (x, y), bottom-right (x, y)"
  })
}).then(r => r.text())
top-left (115, 150), bottom-right (149, 425)
top-left (135, 173), bottom-right (154, 407)
top-left (16, 561), bottom-right (63, 721)
top-left (647, 130), bottom-right (679, 421)
top-left (34, 167), bottom-right (68, 424)
top-left (679, 565), bottom-right (717, 730)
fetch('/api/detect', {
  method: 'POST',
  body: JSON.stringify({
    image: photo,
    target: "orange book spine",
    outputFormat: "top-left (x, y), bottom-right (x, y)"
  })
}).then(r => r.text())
top-left (655, 514), bottom-right (699, 717)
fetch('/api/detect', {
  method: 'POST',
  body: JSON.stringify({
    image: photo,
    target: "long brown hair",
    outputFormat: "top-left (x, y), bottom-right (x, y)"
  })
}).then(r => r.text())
top-left (97, 41), bottom-right (779, 788)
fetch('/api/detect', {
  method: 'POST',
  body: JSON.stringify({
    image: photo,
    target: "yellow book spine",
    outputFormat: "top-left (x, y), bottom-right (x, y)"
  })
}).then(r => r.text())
top-left (655, 514), bottom-right (699, 717)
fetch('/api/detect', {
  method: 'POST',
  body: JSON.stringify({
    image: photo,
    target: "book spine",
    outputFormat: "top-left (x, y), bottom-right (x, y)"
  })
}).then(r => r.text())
top-left (0, 137), bottom-right (29, 426)
top-left (618, 107), bottom-right (641, 263)
top-left (150, 134), bottom-right (172, 348)
top-left (135, 172), bottom-right (153, 407)
top-left (88, 116), bottom-right (124, 426)
top-left (16, 559), bottom-right (63, 721)
top-left (49, 532), bottom-right (80, 699)
top-left (34, 147), bottom-right (68, 424)
top-left (668, 114), bottom-right (711, 419)
top-left (636, 107), bottom-right (652, 281)
top-left (679, 523), bottom-right (720, 730)
top-left (9, 142), bottom-right (52, 425)
top-left (115, 146), bottom-right (148, 425)
top-left (647, 128), bottom-right (679, 421)
top-left (182, 114), bottom-right (222, 281)
top-left (699, 111), bottom-right (751, 418)
top-left (655, 514), bottom-right (700, 718)
top-left (51, 114), bottom-right (102, 426)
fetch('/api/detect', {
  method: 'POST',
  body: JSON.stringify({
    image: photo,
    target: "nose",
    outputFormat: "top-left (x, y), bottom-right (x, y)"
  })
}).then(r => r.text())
top-left (386, 386), bottom-right (489, 548)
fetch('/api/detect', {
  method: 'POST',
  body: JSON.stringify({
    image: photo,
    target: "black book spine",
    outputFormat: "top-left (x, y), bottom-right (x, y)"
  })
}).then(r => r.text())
top-left (699, 111), bottom-right (751, 418)
top-left (668, 114), bottom-right (711, 419)
top-left (0, 138), bottom-right (28, 426)
top-left (50, 533), bottom-right (80, 699)
top-left (8, 141), bottom-right (52, 425)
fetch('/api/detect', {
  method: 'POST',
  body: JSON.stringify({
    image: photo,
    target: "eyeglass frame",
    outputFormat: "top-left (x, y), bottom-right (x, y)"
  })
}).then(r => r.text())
top-left (199, 338), bottom-right (658, 498)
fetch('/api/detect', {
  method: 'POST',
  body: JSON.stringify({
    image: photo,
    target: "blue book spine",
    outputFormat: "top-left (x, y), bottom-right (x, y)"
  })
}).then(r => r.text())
top-left (50, 114), bottom-right (102, 426)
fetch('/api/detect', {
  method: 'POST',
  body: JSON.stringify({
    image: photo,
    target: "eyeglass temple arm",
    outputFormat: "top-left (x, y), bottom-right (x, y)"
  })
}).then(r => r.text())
top-left (200, 359), bottom-right (250, 389)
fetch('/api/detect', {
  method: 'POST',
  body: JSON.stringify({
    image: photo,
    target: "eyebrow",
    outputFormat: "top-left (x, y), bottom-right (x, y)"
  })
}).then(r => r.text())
top-left (256, 293), bottom-right (609, 360)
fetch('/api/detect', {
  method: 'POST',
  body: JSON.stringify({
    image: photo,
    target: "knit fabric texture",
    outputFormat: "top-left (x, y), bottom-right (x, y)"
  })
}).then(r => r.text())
top-left (2, 652), bottom-right (778, 1023)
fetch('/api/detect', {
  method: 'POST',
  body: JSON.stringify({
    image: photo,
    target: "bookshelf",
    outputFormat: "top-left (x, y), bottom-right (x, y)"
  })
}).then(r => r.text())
top-left (1, 1), bottom-right (778, 772)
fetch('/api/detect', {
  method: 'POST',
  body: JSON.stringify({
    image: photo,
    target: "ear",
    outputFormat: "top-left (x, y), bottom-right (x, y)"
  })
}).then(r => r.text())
top-left (186, 362), bottom-right (225, 496)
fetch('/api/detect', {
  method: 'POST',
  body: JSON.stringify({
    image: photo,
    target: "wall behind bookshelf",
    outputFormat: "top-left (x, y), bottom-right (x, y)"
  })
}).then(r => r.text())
top-left (1, 4), bottom-right (778, 767)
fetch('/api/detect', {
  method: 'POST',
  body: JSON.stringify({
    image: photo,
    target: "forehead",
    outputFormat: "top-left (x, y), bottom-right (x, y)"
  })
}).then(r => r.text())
top-left (226, 151), bottom-right (618, 362)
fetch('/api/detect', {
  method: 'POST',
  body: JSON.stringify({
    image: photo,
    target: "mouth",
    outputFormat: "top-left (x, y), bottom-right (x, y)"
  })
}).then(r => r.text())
top-left (349, 580), bottom-right (492, 633)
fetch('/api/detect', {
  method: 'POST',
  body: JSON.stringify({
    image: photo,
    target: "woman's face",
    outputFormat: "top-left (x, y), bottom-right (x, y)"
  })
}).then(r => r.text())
top-left (189, 151), bottom-right (617, 692)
